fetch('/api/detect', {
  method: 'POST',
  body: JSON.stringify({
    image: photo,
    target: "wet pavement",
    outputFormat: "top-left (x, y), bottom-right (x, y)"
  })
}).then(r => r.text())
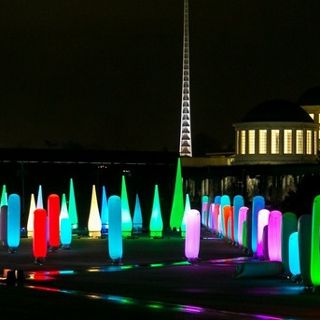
top-left (0, 234), bottom-right (319, 319)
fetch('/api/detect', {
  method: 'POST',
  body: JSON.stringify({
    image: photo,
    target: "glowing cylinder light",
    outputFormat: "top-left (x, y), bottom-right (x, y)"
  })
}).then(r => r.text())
top-left (298, 214), bottom-right (312, 285)
top-left (213, 204), bottom-right (220, 234)
top-left (223, 206), bottom-right (232, 240)
top-left (100, 186), bottom-right (109, 233)
top-left (108, 195), bottom-right (123, 262)
top-left (201, 195), bottom-right (209, 227)
top-left (88, 185), bottom-right (102, 238)
top-left (33, 208), bottom-right (47, 262)
top-left (7, 194), bottom-right (21, 251)
top-left (282, 212), bottom-right (297, 274)
top-left (169, 158), bottom-right (184, 231)
top-left (233, 195), bottom-right (244, 244)
top-left (256, 209), bottom-right (270, 258)
top-left (60, 193), bottom-right (72, 248)
top-left (149, 185), bottom-right (163, 238)
top-left (181, 193), bottom-right (191, 238)
top-left (27, 194), bottom-right (36, 238)
top-left (208, 203), bottom-right (214, 232)
top-left (311, 195), bottom-right (320, 286)
top-left (185, 209), bottom-right (200, 261)
top-left (251, 195), bottom-right (265, 254)
top-left (289, 231), bottom-right (300, 276)
top-left (36, 185), bottom-right (43, 209)
top-left (133, 194), bottom-right (143, 234)
top-left (238, 206), bottom-right (249, 246)
top-left (68, 178), bottom-right (79, 230)
top-left (121, 175), bottom-right (132, 237)
top-left (220, 195), bottom-right (231, 236)
top-left (268, 210), bottom-right (282, 262)
top-left (47, 194), bottom-right (60, 250)
top-left (0, 205), bottom-right (8, 246)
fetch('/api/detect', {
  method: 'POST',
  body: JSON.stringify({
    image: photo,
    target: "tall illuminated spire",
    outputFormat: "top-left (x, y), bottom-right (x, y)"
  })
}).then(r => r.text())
top-left (179, 0), bottom-right (192, 157)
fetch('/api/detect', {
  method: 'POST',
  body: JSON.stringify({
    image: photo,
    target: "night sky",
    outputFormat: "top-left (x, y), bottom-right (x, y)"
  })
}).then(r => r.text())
top-left (1, 0), bottom-right (320, 154)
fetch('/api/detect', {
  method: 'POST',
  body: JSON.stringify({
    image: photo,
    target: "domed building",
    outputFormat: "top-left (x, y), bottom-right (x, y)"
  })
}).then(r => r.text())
top-left (299, 86), bottom-right (320, 149)
top-left (233, 100), bottom-right (318, 165)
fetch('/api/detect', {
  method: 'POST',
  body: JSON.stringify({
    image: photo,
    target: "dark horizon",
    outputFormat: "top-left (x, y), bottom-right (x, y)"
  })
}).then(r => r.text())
top-left (1, 0), bottom-right (320, 154)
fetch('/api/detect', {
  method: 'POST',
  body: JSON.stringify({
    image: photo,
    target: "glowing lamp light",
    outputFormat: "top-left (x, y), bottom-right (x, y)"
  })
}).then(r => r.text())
top-left (1, 185), bottom-right (8, 207)
top-left (223, 206), bottom-right (233, 240)
top-left (121, 175), bottom-right (132, 237)
top-left (0, 205), bottom-right (8, 246)
top-left (88, 185), bottom-right (102, 238)
top-left (289, 231), bottom-right (300, 276)
top-left (251, 195), bottom-right (265, 254)
top-left (185, 209), bottom-right (200, 261)
top-left (268, 210), bottom-right (282, 262)
top-left (149, 185), bottom-right (163, 238)
top-left (298, 215), bottom-right (312, 285)
top-left (133, 194), bottom-right (143, 233)
top-left (242, 220), bottom-right (248, 248)
top-left (100, 186), bottom-right (109, 233)
top-left (213, 204), bottom-right (220, 234)
top-left (60, 193), bottom-right (72, 248)
top-left (311, 195), bottom-right (320, 286)
top-left (169, 158), bottom-right (184, 231)
top-left (208, 203), bottom-right (214, 231)
top-left (282, 212), bottom-right (297, 274)
top-left (233, 195), bottom-right (244, 244)
top-left (47, 194), bottom-right (60, 250)
top-left (256, 209), bottom-right (270, 258)
top-left (68, 178), bottom-right (79, 230)
top-left (181, 193), bottom-right (191, 237)
top-left (201, 195), bottom-right (209, 227)
top-left (33, 208), bottom-right (47, 262)
top-left (220, 195), bottom-right (231, 236)
top-left (36, 185), bottom-right (43, 209)
top-left (27, 193), bottom-right (36, 238)
top-left (7, 194), bottom-right (21, 251)
top-left (108, 195), bottom-right (123, 262)
top-left (238, 206), bottom-right (249, 247)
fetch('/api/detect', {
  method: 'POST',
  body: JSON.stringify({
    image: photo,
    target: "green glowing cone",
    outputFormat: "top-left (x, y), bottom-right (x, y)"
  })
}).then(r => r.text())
top-left (169, 158), bottom-right (184, 231)
top-left (149, 185), bottom-right (163, 238)
top-left (1, 185), bottom-right (8, 207)
top-left (68, 178), bottom-right (78, 230)
top-left (121, 175), bottom-right (132, 237)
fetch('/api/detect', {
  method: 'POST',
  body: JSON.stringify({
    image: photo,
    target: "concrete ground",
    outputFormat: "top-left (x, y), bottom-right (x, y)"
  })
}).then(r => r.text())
top-left (0, 232), bottom-right (319, 319)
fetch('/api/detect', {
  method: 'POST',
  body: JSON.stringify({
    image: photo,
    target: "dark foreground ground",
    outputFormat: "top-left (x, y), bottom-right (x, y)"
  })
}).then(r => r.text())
top-left (0, 232), bottom-right (319, 319)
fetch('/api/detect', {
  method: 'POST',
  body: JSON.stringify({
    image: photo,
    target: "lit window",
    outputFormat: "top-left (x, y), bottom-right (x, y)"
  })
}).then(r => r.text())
top-left (318, 117), bottom-right (320, 138)
top-left (241, 130), bottom-right (246, 154)
top-left (314, 131), bottom-right (318, 154)
top-left (259, 130), bottom-right (267, 154)
top-left (271, 130), bottom-right (280, 154)
top-left (284, 130), bottom-right (292, 154)
top-left (309, 113), bottom-right (314, 120)
top-left (296, 130), bottom-right (304, 154)
top-left (248, 130), bottom-right (255, 154)
top-left (306, 130), bottom-right (312, 154)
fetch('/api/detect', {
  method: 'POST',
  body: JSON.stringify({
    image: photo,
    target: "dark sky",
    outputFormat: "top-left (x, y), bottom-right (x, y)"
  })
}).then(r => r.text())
top-left (1, 0), bottom-right (320, 153)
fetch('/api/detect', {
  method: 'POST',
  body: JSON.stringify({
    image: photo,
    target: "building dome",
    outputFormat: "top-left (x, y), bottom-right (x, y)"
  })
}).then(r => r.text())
top-left (298, 86), bottom-right (320, 106)
top-left (241, 99), bottom-right (313, 123)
